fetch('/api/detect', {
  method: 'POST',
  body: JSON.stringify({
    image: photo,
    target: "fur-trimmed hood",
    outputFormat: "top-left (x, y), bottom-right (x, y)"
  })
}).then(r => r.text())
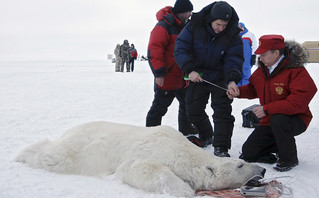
top-left (257, 40), bottom-right (309, 69)
top-left (284, 40), bottom-right (309, 68)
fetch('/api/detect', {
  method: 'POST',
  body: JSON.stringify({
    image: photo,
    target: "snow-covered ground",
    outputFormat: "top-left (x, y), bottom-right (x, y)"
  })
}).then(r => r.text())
top-left (1, 60), bottom-right (318, 197)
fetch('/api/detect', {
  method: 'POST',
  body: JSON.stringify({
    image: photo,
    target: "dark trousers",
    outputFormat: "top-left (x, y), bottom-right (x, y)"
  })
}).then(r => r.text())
top-left (185, 81), bottom-right (234, 148)
top-left (121, 58), bottom-right (129, 72)
top-left (242, 114), bottom-right (306, 163)
top-left (129, 58), bottom-right (135, 72)
top-left (146, 85), bottom-right (195, 135)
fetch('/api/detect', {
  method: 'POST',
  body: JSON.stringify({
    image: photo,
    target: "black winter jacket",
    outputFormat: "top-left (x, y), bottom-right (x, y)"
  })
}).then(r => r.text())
top-left (174, 2), bottom-right (244, 84)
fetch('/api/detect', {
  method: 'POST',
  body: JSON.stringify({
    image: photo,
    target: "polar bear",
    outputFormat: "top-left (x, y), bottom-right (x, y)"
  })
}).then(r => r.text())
top-left (15, 121), bottom-right (265, 197)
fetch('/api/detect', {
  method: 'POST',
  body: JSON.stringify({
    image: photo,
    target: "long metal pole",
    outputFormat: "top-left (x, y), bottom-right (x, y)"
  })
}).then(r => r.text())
top-left (202, 79), bottom-right (228, 91)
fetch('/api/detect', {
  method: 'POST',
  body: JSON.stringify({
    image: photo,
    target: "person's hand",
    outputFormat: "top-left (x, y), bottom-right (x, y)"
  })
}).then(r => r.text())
top-left (188, 71), bottom-right (203, 82)
top-left (227, 91), bottom-right (236, 99)
top-left (253, 106), bottom-right (266, 118)
top-left (226, 81), bottom-right (239, 99)
top-left (155, 77), bottom-right (165, 86)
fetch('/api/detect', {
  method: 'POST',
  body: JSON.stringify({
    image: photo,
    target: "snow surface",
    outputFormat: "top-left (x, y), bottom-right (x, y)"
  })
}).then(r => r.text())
top-left (1, 60), bottom-right (318, 198)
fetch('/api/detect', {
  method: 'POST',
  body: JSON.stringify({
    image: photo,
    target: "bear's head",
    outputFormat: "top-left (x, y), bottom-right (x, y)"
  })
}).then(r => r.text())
top-left (189, 158), bottom-right (266, 190)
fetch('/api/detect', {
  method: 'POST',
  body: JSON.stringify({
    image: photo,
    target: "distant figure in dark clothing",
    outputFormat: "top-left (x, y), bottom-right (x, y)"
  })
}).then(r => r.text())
top-left (129, 44), bottom-right (138, 72)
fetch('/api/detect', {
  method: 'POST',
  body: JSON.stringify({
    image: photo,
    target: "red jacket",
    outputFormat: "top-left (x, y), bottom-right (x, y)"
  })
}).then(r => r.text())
top-left (147, 6), bottom-right (186, 90)
top-left (131, 49), bottom-right (138, 58)
top-left (238, 41), bottom-right (317, 128)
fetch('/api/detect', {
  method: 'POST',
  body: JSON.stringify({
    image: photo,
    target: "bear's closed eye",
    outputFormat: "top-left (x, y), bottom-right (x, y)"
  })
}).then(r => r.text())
top-left (205, 166), bottom-right (215, 176)
top-left (238, 163), bottom-right (244, 168)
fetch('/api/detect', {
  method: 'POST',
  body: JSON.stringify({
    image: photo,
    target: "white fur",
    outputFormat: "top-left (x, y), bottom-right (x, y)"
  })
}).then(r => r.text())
top-left (15, 121), bottom-right (265, 197)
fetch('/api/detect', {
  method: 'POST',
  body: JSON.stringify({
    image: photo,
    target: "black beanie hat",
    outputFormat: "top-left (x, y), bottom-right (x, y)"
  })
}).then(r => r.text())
top-left (172, 0), bottom-right (193, 14)
top-left (208, 1), bottom-right (232, 22)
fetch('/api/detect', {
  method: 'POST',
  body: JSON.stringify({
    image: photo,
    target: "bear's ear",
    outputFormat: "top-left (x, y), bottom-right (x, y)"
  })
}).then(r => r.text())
top-left (204, 165), bottom-right (215, 177)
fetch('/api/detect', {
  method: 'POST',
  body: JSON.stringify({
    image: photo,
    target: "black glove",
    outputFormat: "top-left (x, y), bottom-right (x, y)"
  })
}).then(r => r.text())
top-left (251, 55), bottom-right (256, 66)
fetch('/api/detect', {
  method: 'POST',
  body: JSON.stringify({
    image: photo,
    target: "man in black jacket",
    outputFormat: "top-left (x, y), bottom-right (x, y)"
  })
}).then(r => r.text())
top-left (174, 1), bottom-right (244, 157)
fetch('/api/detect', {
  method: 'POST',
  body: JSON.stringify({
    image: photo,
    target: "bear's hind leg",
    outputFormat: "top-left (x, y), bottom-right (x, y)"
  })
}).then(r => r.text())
top-left (115, 160), bottom-right (194, 197)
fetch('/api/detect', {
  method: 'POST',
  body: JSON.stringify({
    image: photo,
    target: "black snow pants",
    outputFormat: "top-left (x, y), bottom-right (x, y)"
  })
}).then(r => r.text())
top-left (146, 85), bottom-right (195, 135)
top-left (242, 114), bottom-right (306, 163)
top-left (185, 81), bottom-right (235, 148)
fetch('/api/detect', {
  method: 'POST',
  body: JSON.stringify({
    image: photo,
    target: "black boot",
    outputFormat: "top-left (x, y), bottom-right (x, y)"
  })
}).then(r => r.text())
top-left (214, 147), bottom-right (230, 157)
top-left (187, 136), bottom-right (212, 148)
top-left (239, 153), bottom-right (278, 164)
top-left (187, 136), bottom-right (202, 147)
top-left (273, 160), bottom-right (298, 172)
top-left (201, 138), bottom-right (213, 147)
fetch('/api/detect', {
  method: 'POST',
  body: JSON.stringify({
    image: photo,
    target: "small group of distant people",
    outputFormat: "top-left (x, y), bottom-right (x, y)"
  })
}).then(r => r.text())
top-left (114, 40), bottom-right (138, 72)
top-left (145, 0), bottom-right (317, 172)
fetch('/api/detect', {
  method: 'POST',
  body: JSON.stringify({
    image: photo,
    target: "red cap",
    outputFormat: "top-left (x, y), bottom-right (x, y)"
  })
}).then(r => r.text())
top-left (254, 35), bottom-right (285, 54)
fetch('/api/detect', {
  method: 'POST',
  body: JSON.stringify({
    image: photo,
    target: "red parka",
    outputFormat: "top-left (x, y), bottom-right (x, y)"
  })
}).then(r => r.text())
top-left (131, 49), bottom-right (138, 59)
top-left (147, 6), bottom-right (186, 90)
top-left (238, 41), bottom-right (317, 128)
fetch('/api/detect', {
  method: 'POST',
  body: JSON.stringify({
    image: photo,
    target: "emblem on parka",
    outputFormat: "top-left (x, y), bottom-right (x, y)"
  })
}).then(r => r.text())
top-left (275, 86), bottom-right (283, 95)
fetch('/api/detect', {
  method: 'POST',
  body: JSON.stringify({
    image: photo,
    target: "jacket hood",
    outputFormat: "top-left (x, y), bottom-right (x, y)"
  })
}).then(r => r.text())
top-left (206, 2), bottom-right (239, 28)
top-left (156, 6), bottom-right (172, 21)
top-left (156, 6), bottom-right (182, 26)
top-left (257, 40), bottom-right (309, 69)
top-left (190, 2), bottom-right (240, 37)
top-left (284, 40), bottom-right (309, 68)
top-left (239, 26), bottom-right (248, 36)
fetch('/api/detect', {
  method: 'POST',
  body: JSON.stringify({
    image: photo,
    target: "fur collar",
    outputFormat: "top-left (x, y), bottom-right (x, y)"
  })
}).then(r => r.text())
top-left (284, 40), bottom-right (309, 68)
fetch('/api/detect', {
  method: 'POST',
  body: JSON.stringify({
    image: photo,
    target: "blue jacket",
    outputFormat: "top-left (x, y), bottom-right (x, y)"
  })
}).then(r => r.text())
top-left (238, 23), bottom-right (257, 86)
top-left (174, 2), bottom-right (244, 84)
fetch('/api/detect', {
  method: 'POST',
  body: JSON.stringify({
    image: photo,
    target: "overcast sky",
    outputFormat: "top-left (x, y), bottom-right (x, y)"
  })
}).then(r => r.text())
top-left (1, 0), bottom-right (318, 61)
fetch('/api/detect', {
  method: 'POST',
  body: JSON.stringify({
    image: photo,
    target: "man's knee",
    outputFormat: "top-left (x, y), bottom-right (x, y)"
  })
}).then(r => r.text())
top-left (270, 114), bottom-right (287, 127)
top-left (270, 114), bottom-right (293, 135)
top-left (242, 141), bottom-right (259, 159)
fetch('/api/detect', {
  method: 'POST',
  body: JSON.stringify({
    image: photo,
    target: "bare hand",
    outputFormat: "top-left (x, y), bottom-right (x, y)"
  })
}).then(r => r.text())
top-left (188, 71), bottom-right (203, 82)
top-left (253, 106), bottom-right (266, 118)
top-left (226, 82), bottom-right (240, 99)
top-left (155, 77), bottom-right (165, 86)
